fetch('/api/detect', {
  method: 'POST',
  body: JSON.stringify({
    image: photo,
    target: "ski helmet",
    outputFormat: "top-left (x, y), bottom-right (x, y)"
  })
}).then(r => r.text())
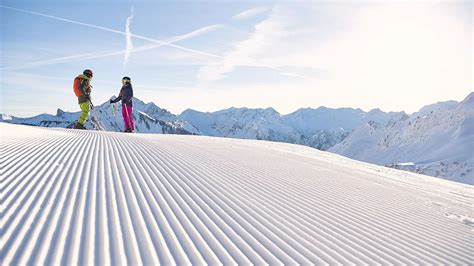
top-left (83, 69), bottom-right (93, 78)
top-left (122, 76), bottom-right (131, 83)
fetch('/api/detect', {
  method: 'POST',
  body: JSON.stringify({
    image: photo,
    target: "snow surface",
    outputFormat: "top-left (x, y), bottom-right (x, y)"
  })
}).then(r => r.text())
top-left (1, 122), bottom-right (473, 264)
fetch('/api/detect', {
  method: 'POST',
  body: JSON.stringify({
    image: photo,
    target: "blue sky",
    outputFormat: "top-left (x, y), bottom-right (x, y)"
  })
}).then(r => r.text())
top-left (0, 0), bottom-right (472, 117)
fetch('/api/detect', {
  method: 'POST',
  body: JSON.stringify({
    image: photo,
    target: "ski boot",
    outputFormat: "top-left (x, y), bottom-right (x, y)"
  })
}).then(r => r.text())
top-left (73, 122), bottom-right (86, 130)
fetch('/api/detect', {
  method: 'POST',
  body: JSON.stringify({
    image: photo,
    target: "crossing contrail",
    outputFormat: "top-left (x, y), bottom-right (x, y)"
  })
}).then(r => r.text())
top-left (0, 25), bottom-right (223, 70)
top-left (0, 4), bottom-right (312, 80)
top-left (0, 4), bottom-right (223, 59)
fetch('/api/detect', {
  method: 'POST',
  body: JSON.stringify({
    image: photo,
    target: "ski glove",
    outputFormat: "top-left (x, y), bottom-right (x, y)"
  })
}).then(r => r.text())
top-left (110, 96), bottom-right (122, 104)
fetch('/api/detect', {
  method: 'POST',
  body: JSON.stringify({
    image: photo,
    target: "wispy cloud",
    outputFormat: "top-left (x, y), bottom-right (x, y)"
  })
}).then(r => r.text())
top-left (124, 6), bottom-right (135, 68)
top-left (279, 72), bottom-right (316, 81)
top-left (232, 6), bottom-right (268, 20)
top-left (199, 5), bottom-right (309, 82)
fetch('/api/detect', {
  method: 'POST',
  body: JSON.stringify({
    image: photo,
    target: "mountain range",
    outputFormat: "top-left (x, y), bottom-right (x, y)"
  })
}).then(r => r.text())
top-left (1, 92), bottom-right (472, 184)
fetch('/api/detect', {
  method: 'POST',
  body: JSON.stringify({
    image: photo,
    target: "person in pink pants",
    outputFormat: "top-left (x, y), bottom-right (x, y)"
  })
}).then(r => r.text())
top-left (110, 77), bottom-right (135, 133)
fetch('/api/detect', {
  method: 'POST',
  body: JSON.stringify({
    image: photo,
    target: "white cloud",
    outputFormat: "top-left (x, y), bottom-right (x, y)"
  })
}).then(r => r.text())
top-left (198, 5), bottom-right (295, 82)
top-left (232, 6), bottom-right (269, 21)
top-left (197, 2), bottom-right (471, 112)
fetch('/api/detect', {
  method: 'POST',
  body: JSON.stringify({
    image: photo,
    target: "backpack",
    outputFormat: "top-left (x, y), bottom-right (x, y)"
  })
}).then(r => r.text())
top-left (73, 76), bottom-right (90, 97)
top-left (73, 76), bottom-right (82, 97)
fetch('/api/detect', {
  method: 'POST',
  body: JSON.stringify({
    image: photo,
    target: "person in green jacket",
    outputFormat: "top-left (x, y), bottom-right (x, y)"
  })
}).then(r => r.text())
top-left (73, 69), bottom-right (93, 129)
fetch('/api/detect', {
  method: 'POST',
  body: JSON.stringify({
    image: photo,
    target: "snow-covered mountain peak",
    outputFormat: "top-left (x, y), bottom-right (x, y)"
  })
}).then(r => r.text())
top-left (384, 112), bottom-right (409, 127)
top-left (215, 106), bottom-right (280, 116)
top-left (415, 100), bottom-right (459, 116)
top-left (56, 108), bottom-right (65, 117)
top-left (1, 114), bottom-right (13, 120)
top-left (368, 108), bottom-right (383, 114)
top-left (179, 108), bottom-right (204, 115)
top-left (137, 100), bottom-right (176, 122)
top-left (461, 92), bottom-right (474, 106)
top-left (284, 107), bottom-right (402, 133)
top-left (262, 106), bottom-right (279, 114)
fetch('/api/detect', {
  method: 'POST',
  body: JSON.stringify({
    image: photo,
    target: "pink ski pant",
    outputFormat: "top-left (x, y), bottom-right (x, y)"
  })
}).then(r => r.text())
top-left (122, 104), bottom-right (135, 130)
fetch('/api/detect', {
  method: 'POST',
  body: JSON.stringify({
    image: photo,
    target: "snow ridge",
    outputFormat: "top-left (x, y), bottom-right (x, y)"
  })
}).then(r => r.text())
top-left (1, 123), bottom-right (472, 264)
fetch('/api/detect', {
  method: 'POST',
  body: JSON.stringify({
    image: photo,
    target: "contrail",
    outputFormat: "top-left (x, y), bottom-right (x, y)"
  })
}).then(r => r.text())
top-left (232, 6), bottom-right (268, 20)
top-left (124, 6), bottom-right (135, 67)
top-left (165, 24), bottom-right (223, 43)
top-left (0, 52), bottom-right (97, 70)
top-left (0, 5), bottom-right (126, 35)
top-left (0, 25), bottom-right (223, 70)
top-left (0, 4), bottom-right (222, 59)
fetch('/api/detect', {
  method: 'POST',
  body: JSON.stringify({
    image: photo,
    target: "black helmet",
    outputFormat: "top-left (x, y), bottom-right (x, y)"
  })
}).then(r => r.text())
top-left (122, 76), bottom-right (131, 83)
top-left (83, 69), bottom-right (93, 78)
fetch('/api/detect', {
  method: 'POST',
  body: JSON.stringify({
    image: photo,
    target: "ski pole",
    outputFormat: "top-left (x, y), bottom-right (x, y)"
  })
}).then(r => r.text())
top-left (112, 102), bottom-right (120, 131)
top-left (89, 99), bottom-right (105, 130)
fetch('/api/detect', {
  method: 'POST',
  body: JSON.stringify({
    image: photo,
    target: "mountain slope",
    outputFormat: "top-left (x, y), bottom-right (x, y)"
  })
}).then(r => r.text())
top-left (330, 94), bottom-right (474, 184)
top-left (1, 122), bottom-right (472, 264)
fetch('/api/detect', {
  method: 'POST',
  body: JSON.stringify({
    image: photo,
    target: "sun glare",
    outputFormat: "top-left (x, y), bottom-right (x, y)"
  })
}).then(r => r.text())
top-left (318, 3), bottom-right (471, 112)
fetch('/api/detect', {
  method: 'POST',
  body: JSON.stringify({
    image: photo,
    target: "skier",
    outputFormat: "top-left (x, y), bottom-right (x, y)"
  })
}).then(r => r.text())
top-left (73, 69), bottom-right (93, 129)
top-left (110, 77), bottom-right (135, 132)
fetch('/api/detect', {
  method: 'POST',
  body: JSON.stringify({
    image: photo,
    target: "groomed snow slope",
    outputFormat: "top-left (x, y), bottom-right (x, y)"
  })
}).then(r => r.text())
top-left (1, 123), bottom-right (473, 265)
